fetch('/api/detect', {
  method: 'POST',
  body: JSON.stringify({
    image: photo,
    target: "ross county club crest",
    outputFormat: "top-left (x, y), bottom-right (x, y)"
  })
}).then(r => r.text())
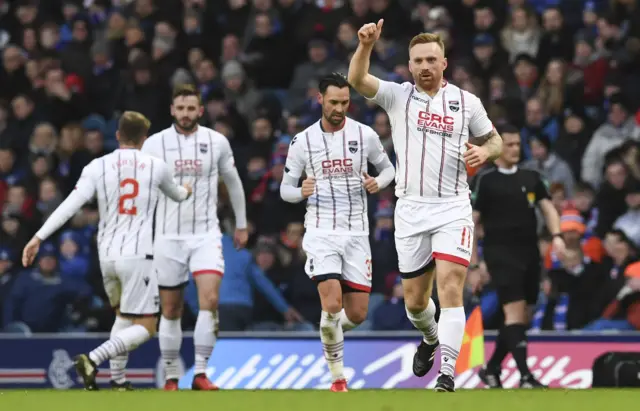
top-left (348, 140), bottom-right (358, 153)
top-left (448, 100), bottom-right (460, 112)
top-left (48, 349), bottom-right (75, 389)
top-left (199, 143), bottom-right (208, 154)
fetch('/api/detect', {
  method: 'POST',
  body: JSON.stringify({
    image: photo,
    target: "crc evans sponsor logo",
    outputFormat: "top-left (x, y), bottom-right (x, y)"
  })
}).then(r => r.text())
top-left (416, 111), bottom-right (454, 137)
top-left (322, 159), bottom-right (354, 177)
top-left (174, 159), bottom-right (203, 177)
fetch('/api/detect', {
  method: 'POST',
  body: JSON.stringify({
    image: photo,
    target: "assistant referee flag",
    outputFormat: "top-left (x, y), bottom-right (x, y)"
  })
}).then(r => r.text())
top-left (455, 306), bottom-right (485, 374)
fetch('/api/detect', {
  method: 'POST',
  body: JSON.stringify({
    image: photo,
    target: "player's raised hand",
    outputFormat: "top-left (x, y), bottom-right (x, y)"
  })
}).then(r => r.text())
top-left (22, 236), bottom-right (42, 267)
top-left (463, 142), bottom-right (490, 168)
top-left (362, 172), bottom-right (379, 193)
top-left (234, 228), bottom-right (248, 249)
top-left (357, 19), bottom-right (384, 45)
top-left (301, 176), bottom-right (316, 198)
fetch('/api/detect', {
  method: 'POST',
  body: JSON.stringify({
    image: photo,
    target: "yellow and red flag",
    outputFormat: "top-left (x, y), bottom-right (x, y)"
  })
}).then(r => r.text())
top-left (455, 306), bottom-right (485, 374)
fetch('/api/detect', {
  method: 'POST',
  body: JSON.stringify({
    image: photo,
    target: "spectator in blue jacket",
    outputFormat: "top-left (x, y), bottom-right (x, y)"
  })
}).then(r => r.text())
top-left (372, 275), bottom-right (414, 331)
top-left (3, 242), bottom-right (91, 332)
top-left (185, 234), bottom-right (303, 331)
top-left (58, 230), bottom-right (90, 282)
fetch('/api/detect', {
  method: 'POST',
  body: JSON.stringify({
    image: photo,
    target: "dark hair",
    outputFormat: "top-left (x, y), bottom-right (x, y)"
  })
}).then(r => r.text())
top-left (574, 181), bottom-right (595, 194)
top-left (607, 229), bottom-right (636, 251)
top-left (172, 83), bottom-right (201, 104)
top-left (118, 111), bottom-right (151, 145)
top-left (319, 73), bottom-right (349, 94)
top-left (496, 123), bottom-right (519, 135)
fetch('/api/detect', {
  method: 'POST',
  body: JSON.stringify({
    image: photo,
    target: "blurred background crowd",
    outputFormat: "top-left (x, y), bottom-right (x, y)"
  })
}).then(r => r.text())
top-left (0, 0), bottom-right (640, 334)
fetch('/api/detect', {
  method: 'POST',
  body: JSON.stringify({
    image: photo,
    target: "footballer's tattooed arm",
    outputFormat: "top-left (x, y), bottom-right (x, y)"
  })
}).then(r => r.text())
top-left (469, 128), bottom-right (503, 161)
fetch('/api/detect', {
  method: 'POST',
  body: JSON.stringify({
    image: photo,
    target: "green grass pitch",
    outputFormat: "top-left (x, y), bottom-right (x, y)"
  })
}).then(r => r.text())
top-left (0, 389), bottom-right (637, 411)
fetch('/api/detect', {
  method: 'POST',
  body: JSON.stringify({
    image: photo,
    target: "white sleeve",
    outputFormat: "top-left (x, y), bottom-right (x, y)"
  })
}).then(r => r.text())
top-left (280, 173), bottom-right (305, 203)
top-left (218, 137), bottom-right (247, 229)
top-left (158, 160), bottom-right (189, 202)
top-left (217, 135), bottom-right (236, 175)
top-left (366, 80), bottom-right (408, 112)
top-left (36, 162), bottom-right (97, 240)
top-left (365, 127), bottom-right (389, 166)
top-left (283, 134), bottom-right (306, 180)
top-left (364, 127), bottom-right (395, 189)
top-left (467, 94), bottom-right (494, 137)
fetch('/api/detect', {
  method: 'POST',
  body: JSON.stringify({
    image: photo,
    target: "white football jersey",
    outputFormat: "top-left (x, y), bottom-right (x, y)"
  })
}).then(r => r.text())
top-left (142, 125), bottom-right (235, 238)
top-left (369, 80), bottom-right (493, 202)
top-left (284, 118), bottom-right (389, 235)
top-left (35, 149), bottom-right (188, 260)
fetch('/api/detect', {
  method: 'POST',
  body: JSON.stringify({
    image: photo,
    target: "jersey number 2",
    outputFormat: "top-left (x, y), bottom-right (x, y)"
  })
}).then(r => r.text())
top-left (118, 178), bottom-right (139, 215)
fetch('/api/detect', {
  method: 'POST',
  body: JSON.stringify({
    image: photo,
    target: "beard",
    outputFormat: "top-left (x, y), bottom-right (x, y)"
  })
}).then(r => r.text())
top-left (324, 112), bottom-right (344, 126)
top-left (414, 70), bottom-right (442, 91)
top-left (174, 116), bottom-right (200, 132)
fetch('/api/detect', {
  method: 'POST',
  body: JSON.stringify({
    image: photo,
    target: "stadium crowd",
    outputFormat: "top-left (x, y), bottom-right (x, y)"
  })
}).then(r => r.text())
top-left (0, 0), bottom-right (640, 334)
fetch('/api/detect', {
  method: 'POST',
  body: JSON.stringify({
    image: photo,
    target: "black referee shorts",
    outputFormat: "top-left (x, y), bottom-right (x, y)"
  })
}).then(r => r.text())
top-left (483, 245), bottom-right (541, 306)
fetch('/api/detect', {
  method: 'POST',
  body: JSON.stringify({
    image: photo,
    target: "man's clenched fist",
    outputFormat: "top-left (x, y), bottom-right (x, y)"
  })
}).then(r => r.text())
top-left (301, 176), bottom-right (316, 198)
top-left (357, 19), bottom-right (384, 45)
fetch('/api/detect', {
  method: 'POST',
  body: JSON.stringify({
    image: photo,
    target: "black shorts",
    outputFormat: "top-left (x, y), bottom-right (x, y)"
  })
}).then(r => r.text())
top-left (483, 245), bottom-right (541, 306)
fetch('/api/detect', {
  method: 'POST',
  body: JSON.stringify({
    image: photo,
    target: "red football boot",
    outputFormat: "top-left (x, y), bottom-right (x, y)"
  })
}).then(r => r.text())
top-left (330, 379), bottom-right (348, 392)
top-left (164, 379), bottom-right (179, 391)
top-left (192, 374), bottom-right (219, 391)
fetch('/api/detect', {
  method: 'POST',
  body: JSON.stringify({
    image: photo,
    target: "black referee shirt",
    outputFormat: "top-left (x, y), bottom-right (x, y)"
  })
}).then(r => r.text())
top-left (471, 166), bottom-right (550, 247)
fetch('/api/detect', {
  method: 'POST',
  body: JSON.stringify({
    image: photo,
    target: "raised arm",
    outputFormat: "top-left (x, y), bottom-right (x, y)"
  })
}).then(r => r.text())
top-left (347, 20), bottom-right (384, 99)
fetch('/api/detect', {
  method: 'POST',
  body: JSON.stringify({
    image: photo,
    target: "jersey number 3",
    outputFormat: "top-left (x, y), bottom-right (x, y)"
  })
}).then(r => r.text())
top-left (118, 178), bottom-right (139, 215)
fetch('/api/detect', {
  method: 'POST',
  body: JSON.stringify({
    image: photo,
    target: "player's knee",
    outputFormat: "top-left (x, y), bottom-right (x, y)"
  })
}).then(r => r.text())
top-left (161, 302), bottom-right (183, 319)
top-left (317, 278), bottom-right (342, 313)
top-left (438, 281), bottom-right (464, 307)
top-left (347, 308), bottom-right (367, 325)
top-left (198, 291), bottom-right (219, 311)
top-left (322, 296), bottom-right (342, 314)
top-left (404, 296), bottom-right (428, 313)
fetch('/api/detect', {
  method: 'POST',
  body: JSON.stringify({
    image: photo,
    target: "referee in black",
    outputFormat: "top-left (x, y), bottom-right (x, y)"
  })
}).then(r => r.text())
top-left (469, 124), bottom-right (565, 389)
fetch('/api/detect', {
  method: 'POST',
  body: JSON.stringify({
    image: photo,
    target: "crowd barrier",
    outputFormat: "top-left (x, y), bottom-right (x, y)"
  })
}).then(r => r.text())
top-left (0, 332), bottom-right (638, 389)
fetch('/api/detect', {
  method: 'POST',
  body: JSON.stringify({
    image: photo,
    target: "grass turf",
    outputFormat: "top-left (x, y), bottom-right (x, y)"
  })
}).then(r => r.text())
top-left (0, 389), bottom-right (637, 411)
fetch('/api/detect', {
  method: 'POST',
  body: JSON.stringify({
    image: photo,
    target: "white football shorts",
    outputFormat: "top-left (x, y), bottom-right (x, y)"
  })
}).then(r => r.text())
top-left (302, 231), bottom-right (372, 292)
top-left (394, 197), bottom-right (473, 276)
top-left (101, 257), bottom-right (159, 316)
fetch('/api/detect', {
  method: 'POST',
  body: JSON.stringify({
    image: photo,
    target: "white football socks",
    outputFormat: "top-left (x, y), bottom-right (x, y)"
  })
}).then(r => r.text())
top-left (159, 316), bottom-right (182, 380)
top-left (438, 306), bottom-right (465, 377)
top-left (109, 316), bottom-right (133, 384)
top-left (89, 325), bottom-right (150, 366)
top-left (194, 310), bottom-right (218, 375)
top-left (320, 311), bottom-right (345, 382)
top-left (405, 298), bottom-right (439, 344)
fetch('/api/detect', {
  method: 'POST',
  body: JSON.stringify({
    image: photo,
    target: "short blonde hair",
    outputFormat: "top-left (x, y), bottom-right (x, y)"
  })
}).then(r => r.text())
top-left (118, 111), bottom-right (151, 144)
top-left (409, 33), bottom-right (446, 55)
